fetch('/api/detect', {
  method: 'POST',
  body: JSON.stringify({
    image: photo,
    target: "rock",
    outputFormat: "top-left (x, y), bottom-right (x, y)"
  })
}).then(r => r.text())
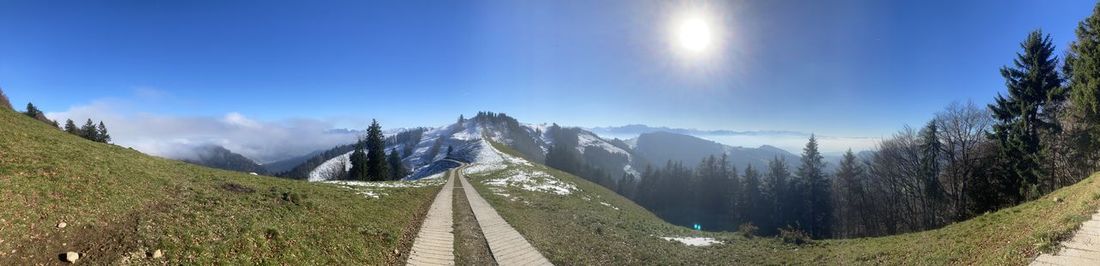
top-left (1054, 197), bottom-right (1063, 203)
top-left (151, 249), bottom-right (163, 258)
top-left (57, 222), bottom-right (67, 228)
top-left (393, 249), bottom-right (400, 255)
top-left (63, 251), bottom-right (80, 263)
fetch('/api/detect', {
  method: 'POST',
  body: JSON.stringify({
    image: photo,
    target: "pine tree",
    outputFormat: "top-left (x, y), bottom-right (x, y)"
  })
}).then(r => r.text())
top-left (446, 145), bottom-right (453, 156)
top-left (741, 164), bottom-right (765, 230)
top-left (64, 119), bottom-right (79, 135)
top-left (833, 149), bottom-right (868, 237)
top-left (348, 139), bottom-right (368, 181)
top-left (1067, 2), bottom-right (1100, 176)
top-left (23, 102), bottom-right (54, 126)
top-left (80, 119), bottom-right (98, 141)
top-left (919, 120), bottom-right (945, 227)
top-left (388, 148), bottom-right (408, 180)
top-left (96, 121), bottom-right (111, 143)
top-left (797, 135), bottom-right (831, 238)
top-left (24, 102), bottom-right (40, 118)
top-left (616, 174), bottom-right (637, 199)
top-left (365, 119), bottom-right (388, 181)
top-left (989, 30), bottom-right (1064, 203)
top-left (766, 156), bottom-right (791, 235)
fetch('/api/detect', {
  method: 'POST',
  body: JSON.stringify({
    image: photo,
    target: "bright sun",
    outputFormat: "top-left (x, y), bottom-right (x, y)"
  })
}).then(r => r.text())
top-left (675, 16), bottom-right (714, 55)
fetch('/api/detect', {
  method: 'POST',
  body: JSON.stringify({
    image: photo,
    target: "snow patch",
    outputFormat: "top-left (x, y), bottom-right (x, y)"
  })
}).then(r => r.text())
top-left (660, 237), bottom-right (722, 247)
top-left (600, 202), bottom-right (620, 210)
top-left (464, 139), bottom-right (531, 175)
top-left (483, 169), bottom-right (578, 195)
top-left (322, 173), bottom-right (445, 199)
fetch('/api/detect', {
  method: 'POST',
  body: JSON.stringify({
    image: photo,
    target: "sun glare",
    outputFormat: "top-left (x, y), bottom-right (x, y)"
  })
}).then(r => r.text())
top-left (676, 16), bottom-right (713, 54)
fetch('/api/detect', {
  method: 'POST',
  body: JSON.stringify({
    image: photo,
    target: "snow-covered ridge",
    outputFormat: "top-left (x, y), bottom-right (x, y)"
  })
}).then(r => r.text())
top-left (305, 114), bottom-right (642, 182)
top-left (577, 132), bottom-right (629, 156)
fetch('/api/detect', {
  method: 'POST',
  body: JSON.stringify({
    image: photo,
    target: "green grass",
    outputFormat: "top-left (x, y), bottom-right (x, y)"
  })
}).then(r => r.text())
top-left (467, 140), bottom-right (1100, 265)
top-left (0, 109), bottom-right (441, 264)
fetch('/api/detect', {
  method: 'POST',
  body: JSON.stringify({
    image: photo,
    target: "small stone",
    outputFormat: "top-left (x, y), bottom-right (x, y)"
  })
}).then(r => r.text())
top-left (151, 249), bottom-right (163, 258)
top-left (64, 251), bottom-right (80, 262)
top-left (393, 249), bottom-right (400, 255)
top-left (1054, 197), bottom-right (1063, 203)
top-left (57, 222), bottom-right (67, 228)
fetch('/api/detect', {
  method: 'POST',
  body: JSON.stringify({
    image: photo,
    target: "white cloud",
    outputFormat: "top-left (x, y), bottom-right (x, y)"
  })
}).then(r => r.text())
top-left (46, 99), bottom-right (358, 164)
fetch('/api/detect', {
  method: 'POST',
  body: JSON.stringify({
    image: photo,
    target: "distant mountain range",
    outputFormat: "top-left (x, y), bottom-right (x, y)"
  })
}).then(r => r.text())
top-left (171, 114), bottom-right (870, 178)
top-left (589, 124), bottom-right (807, 138)
top-left (631, 131), bottom-right (802, 171)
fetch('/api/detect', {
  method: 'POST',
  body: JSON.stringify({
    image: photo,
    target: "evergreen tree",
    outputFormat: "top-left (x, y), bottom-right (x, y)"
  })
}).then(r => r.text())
top-left (96, 121), bottom-right (111, 143)
top-left (797, 135), bottom-right (831, 238)
top-left (388, 148), bottom-right (408, 180)
top-left (765, 156), bottom-right (791, 235)
top-left (833, 149), bottom-right (869, 237)
top-left (64, 119), bottom-right (79, 135)
top-left (80, 119), bottom-right (98, 141)
top-left (919, 120), bottom-right (945, 227)
top-left (545, 143), bottom-right (582, 174)
top-left (446, 145), bottom-right (453, 156)
top-left (989, 30), bottom-right (1064, 203)
top-left (23, 102), bottom-right (55, 126)
top-left (616, 173), bottom-right (637, 199)
top-left (348, 139), bottom-right (368, 181)
top-left (1067, 2), bottom-right (1100, 177)
top-left (24, 102), bottom-right (40, 118)
top-left (454, 115), bottom-right (466, 132)
top-left (365, 119), bottom-right (389, 181)
top-left (741, 164), bottom-right (765, 230)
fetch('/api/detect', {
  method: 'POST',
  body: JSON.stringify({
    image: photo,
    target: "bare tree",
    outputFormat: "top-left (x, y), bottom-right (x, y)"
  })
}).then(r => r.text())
top-left (934, 100), bottom-right (992, 219)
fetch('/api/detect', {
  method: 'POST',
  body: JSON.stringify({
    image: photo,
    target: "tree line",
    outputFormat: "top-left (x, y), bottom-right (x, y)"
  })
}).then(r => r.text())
top-left (578, 5), bottom-right (1100, 239)
top-left (20, 101), bottom-right (112, 144)
top-left (331, 119), bottom-right (410, 181)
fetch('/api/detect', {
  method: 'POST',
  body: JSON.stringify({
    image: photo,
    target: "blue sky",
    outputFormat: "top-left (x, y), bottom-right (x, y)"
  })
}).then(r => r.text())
top-left (0, 0), bottom-right (1094, 139)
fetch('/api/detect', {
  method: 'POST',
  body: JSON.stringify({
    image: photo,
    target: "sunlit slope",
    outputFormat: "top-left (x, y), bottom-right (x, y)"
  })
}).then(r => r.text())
top-left (469, 140), bottom-right (1100, 265)
top-left (0, 108), bottom-right (439, 264)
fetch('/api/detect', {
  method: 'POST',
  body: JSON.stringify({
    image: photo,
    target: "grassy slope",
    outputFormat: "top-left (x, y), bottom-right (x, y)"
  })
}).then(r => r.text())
top-left (469, 141), bottom-right (1100, 265)
top-left (0, 109), bottom-right (440, 264)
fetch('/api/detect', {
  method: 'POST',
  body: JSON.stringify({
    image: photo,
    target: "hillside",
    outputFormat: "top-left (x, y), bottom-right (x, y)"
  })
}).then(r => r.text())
top-left (0, 108), bottom-right (443, 264)
top-left (463, 139), bottom-right (1100, 265)
top-left (181, 144), bottom-right (268, 174)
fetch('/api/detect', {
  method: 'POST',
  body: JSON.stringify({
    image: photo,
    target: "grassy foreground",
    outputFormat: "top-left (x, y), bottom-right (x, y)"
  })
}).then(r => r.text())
top-left (468, 141), bottom-right (1100, 265)
top-left (0, 109), bottom-right (441, 264)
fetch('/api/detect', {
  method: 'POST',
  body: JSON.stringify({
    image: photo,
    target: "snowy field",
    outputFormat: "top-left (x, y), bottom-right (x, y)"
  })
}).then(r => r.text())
top-left (483, 169), bottom-right (578, 195)
top-left (322, 172), bottom-right (445, 199)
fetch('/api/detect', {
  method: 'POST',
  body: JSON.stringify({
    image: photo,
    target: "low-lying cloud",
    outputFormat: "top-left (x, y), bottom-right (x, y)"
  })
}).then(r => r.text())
top-left (46, 99), bottom-right (358, 164)
top-left (590, 125), bottom-right (879, 154)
